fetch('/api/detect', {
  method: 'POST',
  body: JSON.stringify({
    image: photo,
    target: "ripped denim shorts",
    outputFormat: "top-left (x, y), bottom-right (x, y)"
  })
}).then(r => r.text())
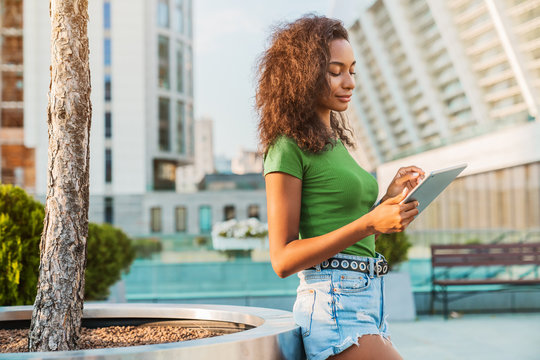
top-left (293, 252), bottom-right (394, 360)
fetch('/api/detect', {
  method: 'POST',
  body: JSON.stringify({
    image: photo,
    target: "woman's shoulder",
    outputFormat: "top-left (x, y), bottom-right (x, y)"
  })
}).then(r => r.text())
top-left (268, 134), bottom-right (302, 152)
top-left (264, 135), bottom-right (306, 163)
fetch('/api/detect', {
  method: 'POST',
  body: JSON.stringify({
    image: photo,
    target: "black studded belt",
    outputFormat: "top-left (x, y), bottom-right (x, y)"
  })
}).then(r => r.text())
top-left (308, 257), bottom-right (389, 277)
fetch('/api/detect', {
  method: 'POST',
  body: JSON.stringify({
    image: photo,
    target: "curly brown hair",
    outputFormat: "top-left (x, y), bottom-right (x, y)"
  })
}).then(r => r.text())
top-left (256, 14), bottom-right (356, 156)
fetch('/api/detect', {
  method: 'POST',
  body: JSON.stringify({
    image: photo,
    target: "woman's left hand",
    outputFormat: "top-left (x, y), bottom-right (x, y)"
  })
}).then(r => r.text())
top-left (380, 166), bottom-right (425, 203)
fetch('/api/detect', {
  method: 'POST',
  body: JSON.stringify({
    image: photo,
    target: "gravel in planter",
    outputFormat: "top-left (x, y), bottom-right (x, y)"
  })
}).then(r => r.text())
top-left (0, 325), bottom-right (221, 353)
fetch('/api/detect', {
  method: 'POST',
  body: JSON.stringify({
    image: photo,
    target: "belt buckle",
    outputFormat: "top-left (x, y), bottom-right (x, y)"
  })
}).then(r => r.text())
top-left (376, 259), bottom-right (385, 276)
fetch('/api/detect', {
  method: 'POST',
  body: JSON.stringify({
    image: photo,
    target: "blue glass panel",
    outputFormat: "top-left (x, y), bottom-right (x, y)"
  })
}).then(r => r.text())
top-left (104, 38), bottom-right (111, 66)
top-left (103, 2), bottom-right (111, 29)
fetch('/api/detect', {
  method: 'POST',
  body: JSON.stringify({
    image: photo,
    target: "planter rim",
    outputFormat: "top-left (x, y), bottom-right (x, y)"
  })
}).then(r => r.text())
top-left (0, 303), bottom-right (302, 359)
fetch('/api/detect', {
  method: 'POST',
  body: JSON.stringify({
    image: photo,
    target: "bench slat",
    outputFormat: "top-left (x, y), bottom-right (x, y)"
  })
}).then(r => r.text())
top-left (431, 243), bottom-right (540, 267)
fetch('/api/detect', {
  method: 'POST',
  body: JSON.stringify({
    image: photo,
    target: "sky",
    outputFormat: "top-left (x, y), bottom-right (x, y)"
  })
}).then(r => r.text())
top-left (193, 0), bottom-right (335, 159)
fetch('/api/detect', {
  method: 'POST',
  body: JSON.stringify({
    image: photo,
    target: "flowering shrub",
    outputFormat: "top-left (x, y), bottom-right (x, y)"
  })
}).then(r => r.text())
top-left (213, 218), bottom-right (268, 239)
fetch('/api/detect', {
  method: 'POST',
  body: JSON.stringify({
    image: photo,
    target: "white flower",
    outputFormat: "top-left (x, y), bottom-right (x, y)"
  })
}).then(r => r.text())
top-left (213, 217), bottom-right (268, 239)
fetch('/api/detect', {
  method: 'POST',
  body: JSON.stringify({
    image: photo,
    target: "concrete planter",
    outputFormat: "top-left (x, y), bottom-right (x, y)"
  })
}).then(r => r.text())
top-left (384, 271), bottom-right (417, 321)
top-left (0, 303), bottom-right (304, 359)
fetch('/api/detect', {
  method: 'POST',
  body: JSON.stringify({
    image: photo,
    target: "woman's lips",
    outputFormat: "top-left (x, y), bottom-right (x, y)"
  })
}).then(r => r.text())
top-left (336, 95), bottom-right (351, 102)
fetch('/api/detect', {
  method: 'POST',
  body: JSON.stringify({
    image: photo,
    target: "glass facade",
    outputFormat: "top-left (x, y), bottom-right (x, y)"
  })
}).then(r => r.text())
top-left (158, 35), bottom-right (170, 89)
top-left (175, 0), bottom-right (183, 33)
top-left (105, 74), bottom-right (111, 101)
top-left (104, 197), bottom-right (113, 224)
top-left (104, 2), bottom-right (111, 29)
top-left (186, 0), bottom-right (192, 37)
top-left (105, 148), bottom-right (112, 183)
top-left (176, 101), bottom-right (185, 154)
top-left (159, 97), bottom-right (170, 151)
top-left (153, 159), bottom-right (176, 190)
top-left (186, 45), bottom-right (193, 96)
top-left (104, 38), bottom-right (111, 66)
top-left (157, 0), bottom-right (169, 28)
top-left (188, 104), bottom-right (194, 156)
top-left (153, 0), bottom-right (193, 192)
top-left (176, 41), bottom-right (184, 93)
top-left (105, 112), bottom-right (112, 138)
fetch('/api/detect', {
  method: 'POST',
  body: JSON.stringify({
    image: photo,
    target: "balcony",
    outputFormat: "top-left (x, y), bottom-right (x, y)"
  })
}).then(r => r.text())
top-left (478, 69), bottom-right (514, 88)
top-left (454, 2), bottom-right (487, 25)
top-left (472, 53), bottom-right (507, 72)
top-left (460, 20), bottom-right (494, 41)
top-left (484, 85), bottom-right (521, 103)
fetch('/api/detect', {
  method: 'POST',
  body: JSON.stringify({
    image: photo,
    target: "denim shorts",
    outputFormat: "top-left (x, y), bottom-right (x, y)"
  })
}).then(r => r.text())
top-left (293, 252), bottom-right (395, 360)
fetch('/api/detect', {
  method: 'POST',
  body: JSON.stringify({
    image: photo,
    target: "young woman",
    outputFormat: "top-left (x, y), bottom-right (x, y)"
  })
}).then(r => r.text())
top-left (256, 15), bottom-right (424, 360)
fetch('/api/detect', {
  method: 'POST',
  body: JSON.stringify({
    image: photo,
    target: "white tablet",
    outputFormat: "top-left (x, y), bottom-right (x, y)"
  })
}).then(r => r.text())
top-left (401, 164), bottom-right (467, 215)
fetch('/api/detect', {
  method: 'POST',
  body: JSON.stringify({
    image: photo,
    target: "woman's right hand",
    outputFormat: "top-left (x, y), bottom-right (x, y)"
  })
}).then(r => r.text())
top-left (367, 188), bottom-right (419, 235)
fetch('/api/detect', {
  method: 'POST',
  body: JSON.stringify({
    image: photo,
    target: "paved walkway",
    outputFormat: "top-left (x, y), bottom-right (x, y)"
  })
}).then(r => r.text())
top-left (389, 312), bottom-right (540, 359)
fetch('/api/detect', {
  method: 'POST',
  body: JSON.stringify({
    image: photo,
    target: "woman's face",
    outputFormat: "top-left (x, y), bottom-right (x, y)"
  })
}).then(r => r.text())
top-left (316, 38), bottom-right (356, 114)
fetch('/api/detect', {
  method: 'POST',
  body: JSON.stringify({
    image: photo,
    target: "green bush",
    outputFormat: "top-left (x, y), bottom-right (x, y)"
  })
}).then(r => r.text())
top-left (85, 223), bottom-right (135, 300)
top-left (132, 237), bottom-right (163, 259)
top-left (0, 185), bottom-right (44, 306)
top-left (0, 184), bottom-right (135, 305)
top-left (375, 232), bottom-right (412, 271)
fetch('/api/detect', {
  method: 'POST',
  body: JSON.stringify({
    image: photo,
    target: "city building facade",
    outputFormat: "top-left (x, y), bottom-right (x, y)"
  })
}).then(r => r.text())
top-left (0, 0), bottom-right (34, 191)
top-left (231, 148), bottom-right (263, 175)
top-left (333, 0), bottom-right (540, 250)
top-left (176, 116), bottom-right (215, 192)
top-left (20, 0), bottom-right (196, 235)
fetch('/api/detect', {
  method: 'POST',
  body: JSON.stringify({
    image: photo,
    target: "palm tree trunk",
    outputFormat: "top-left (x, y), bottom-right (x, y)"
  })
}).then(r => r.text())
top-left (28, 0), bottom-right (91, 352)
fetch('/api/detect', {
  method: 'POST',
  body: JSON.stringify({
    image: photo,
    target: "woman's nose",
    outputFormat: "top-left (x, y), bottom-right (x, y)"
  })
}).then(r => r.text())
top-left (343, 73), bottom-right (355, 90)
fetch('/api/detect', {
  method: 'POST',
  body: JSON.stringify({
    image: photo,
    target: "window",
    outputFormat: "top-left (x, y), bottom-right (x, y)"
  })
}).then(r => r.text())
top-left (105, 148), bottom-right (112, 183)
top-left (176, 101), bottom-right (185, 154)
top-left (105, 112), bottom-right (112, 138)
top-left (224, 205), bottom-right (235, 221)
top-left (104, 38), bottom-right (111, 66)
top-left (175, 0), bottom-right (183, 33)
top-left (150, 207), bottom-right (162, 232)
top-left (158, 35), bottom-right (170, 89)
top-left (199, 205), bottom-right (212, 233)
top-left (186, 45), bottom-right (193, 96)
top-left (153, 159), bottom-right (176, 191)
top-left (176, 41), bottom-right (184, 93)
top-left (248, 205), bottom-right (260, 219)
top-left (103, 2), bottom-right (111, 29)
top-left (186, 0), bottom-right (192, 37)
top-left (1, 108), bottom-right (23, 127)
top-left (187, 104), bottom-right (194, 156)
top-left (157, 0), bottom-right (169, 28)
top-left (2, 71), bottom-right (23, 102)
top-left (175, 206), bottom-right (187, 232)
top-left (159, 97), bottom-right (170, 151)
top-left (2, 36), bottom-right (23, 65)
top-left (104, 197), bottom-right (113, 224)
top-left (105, 74), bottom-right (111, 101)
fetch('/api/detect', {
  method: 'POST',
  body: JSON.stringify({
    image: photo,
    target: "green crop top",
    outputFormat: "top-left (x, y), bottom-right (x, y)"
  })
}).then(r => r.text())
top-left (263, 135), bottom-right (379, 257)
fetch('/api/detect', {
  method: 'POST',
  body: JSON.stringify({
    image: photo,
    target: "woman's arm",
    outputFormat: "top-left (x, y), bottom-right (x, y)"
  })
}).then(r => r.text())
top-left (265, 172), bottom-right (418, 278)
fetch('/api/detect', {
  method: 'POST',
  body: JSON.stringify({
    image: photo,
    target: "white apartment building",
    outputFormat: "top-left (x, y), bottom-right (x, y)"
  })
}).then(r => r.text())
top-left (334, 0), bottom-right (540, 248)
top-left (23, 0), bottom-right (195, 236)
top-left (176, 116), bottom-right (216, 192)
top-left (231, 148), bottom-right (263, 175)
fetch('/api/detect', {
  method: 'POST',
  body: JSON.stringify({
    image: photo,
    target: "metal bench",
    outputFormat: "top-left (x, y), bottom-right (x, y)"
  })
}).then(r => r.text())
top-left (430, 242), bottom-right (540, 319)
